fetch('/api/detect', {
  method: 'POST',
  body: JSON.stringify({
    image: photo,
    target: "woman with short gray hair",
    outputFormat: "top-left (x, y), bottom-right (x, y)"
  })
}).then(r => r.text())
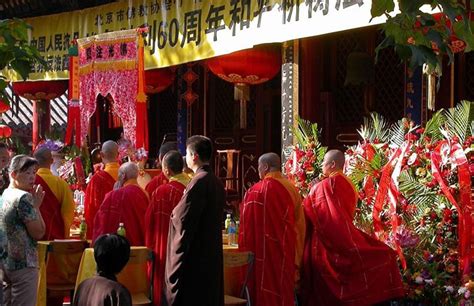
top-left (0, 154), bottom-right (45, 305)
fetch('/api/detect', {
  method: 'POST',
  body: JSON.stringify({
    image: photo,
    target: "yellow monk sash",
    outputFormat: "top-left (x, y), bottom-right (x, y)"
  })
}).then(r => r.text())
top-left (169, 172), bottom-right (191, 187)
top-left (264, 171), bottom-right (306, 285)
top-left (36, 168), bottom-right (75, 238)
top-left (104, 162), bottom-right (120, 181)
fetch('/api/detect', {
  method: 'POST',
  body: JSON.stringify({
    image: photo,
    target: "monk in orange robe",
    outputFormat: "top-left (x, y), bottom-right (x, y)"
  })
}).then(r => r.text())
top-left (145, 142), bottom-right (177, 195)
top-left (84, 140), bottom-right (119, 238)
top-left (93, 162), bottom-right (149, 246)
top-left (239, 153), bottom-right (297, 306)
top-left (33, 147), bottom-right (75, 240)
top-left (302, 150), bottom-right (404, 306)
top-left (145, 151), bottom-right (190, 306)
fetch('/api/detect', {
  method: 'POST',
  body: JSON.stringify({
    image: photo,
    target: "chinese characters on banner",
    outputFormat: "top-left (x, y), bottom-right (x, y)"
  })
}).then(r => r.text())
top-left (7, 0), bottom-right (383, 81)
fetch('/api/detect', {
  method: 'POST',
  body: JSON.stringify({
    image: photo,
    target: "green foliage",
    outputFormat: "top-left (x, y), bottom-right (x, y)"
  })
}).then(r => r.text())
top-left (0, 19), bottom-right (46, 101)
top-left (371, 0), bottom-right (473, 70)
top-left (422, 109), bottom-right (446, 142)
top-left (443, 100), bottom-right (474, 143)
top-left (399, 170), bottom-right (439, 213)
top-left (358, 112), bottom-right (391, 142)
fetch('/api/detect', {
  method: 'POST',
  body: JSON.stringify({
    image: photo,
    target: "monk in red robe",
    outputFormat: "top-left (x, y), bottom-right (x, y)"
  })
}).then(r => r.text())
top-left (93, 162), bottom-right (149, 246)
top-left (239, 153), bottom-right (297, 306)
top-left (34, 147), bottom-right (75, 240)
top-left (302, 150), bottom-right (404, 306)
top-left (84, 140), bottom-right (119, 238)
top-left (145, 142), bottom-right (177, 195)
top-left (145, 151), bottom-right (190, 306)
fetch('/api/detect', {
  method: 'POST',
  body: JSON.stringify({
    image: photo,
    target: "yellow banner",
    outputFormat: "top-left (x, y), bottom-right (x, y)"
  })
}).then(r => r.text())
top-left (4, 0), bottom-right (389, 81)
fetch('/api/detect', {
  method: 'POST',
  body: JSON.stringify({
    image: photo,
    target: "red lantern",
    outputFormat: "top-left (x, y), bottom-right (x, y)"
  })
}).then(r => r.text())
top-left (12, 80), bottom-right (68, 100)
top-left (0, 101), bottom-right (10, 113)
top-left (207, 45), bottom-right (281, 86)
top-left (12, 80), bottom-right (68, 149)
top-left (206, 44), bottom-right (281, 128)
top-left (145, 68), bottom-right (175, 94)
top-left (0, 124), bottom-right (12, 138)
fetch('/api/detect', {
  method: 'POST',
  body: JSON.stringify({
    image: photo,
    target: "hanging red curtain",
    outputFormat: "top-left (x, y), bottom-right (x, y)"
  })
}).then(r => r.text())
top-left (206, 44), bottom-right (281, 128)
top-left (77, 28), bottom-right (148, 150)
top-left (65, 42), bottom-right (82, 147)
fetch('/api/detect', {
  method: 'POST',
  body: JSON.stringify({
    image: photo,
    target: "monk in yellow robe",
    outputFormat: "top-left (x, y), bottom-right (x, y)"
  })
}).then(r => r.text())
top-left (33, 147), bottom-right (74, 240)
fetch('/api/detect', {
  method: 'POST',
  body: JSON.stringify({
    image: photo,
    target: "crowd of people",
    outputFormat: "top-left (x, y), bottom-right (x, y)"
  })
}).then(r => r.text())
top-left (0, 135), bottom-right (406, 306)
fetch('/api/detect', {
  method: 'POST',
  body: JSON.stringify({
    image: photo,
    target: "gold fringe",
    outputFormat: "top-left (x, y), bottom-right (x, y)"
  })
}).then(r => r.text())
top-left (79, 60), bottom-right (138, 75)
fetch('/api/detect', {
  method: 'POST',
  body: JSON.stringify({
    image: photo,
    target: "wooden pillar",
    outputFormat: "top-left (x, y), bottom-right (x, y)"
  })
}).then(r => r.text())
top-left (32, 99), bottom-right (50, 149)
top-left (281, 40), bottom-right (299, 164)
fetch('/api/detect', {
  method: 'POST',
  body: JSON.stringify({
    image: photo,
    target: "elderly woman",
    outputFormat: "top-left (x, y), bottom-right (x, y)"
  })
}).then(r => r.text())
top-left (73, 234), bottom-right (132, 306)
top-left (0, 154), bottom-right (45, 306)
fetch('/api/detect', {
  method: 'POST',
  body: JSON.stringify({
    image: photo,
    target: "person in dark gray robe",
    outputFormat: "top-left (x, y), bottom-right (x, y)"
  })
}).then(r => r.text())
top-left (165, 135), bottom-right (225, 306)
top-left (73, 234), bottom-right (132, 306)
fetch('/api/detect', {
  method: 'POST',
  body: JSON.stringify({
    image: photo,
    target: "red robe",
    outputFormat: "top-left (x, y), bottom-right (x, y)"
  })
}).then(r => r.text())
top-left (239, 177), bottom-right (296, 306)
top-left (84, 170), bottom-right (116, 238)
top-left (92, 183), bottom-right (149, 246)
top-left (302, 173), bottom-right (404, 306)
top-left (35, 175), bottom-right (65, 240)
top-left (145, 171), bottom-right (168, 196)
top-left (145, 181), bottom-right (186, 306)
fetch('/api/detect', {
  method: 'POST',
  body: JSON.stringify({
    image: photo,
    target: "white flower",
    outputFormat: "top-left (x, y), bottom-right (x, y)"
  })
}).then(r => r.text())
top-left (407, 153), bottom-right (418, 165)
top-left (458, 287), bottom-right (468, 295)
top-left (415, 276), bottom-right (424, 284)
top-left (445, 286), bottom-right (454, 293)
top-left (424, 279), bottom-right (434, 285)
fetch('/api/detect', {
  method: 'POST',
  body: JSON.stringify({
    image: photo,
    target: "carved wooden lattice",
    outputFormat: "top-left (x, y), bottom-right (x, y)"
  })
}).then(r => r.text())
top-left (212, 75), bottom-right (235, 129)
top-left (335, 33), bottom-right (365, 124)
top-left (374, 35), bottom-right (405, 121)
top-left (466, 52), bottom-right (474, 101)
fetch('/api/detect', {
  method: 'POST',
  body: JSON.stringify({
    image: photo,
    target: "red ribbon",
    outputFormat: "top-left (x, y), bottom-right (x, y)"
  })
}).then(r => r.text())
top-left (74, 157), bottom-right (86, 191)
top-left (432, 141), bottom-right (472, 275)
top-left (361, 143), bottom-right (376, 207)
top-left (373, 141), bottom-right (411, 269)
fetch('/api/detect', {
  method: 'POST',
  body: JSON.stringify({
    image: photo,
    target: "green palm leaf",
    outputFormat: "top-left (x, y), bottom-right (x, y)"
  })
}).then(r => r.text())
top-left (422, 109), bottom-right (446, 142)
top-left (358, 113), bottom-right (391, 142)
top-left (399, 171), bottom-right (438, 213)
top-left (443, 100), bottom-right (474, 143)
top-left (389, 119), bottom-right (406, 147)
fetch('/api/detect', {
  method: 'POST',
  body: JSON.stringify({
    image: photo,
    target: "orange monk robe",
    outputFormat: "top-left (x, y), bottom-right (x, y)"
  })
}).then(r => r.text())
top-left (92, 179), bottom-right (149, 246)
top-left (145, 171), bottom-right (168, 196)
top-left (265, 171), bottom-right (305, 285)
top-left (35, 168), bottom-right (75, 239)
top-left (145, 173), bottom-right (190, 306)
top-left (84, 162), bottom-right (119, 238)
top-left (301, 173), bottom-right (404, 306)
top-left (239, 176), bottom-right (296, 306)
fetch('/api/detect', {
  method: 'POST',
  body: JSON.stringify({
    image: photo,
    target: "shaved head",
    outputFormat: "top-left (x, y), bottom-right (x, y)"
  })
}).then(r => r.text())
top-left (258, 152), bottom-right (281, 179)
top-left (118, 162), bottom-right (139, 181)
top-left (322, 149), bottom-right (345, 176)
top-left (101, 140), bottom-right (118, 163)
top-left (33, 147), bottom-right (53, 168)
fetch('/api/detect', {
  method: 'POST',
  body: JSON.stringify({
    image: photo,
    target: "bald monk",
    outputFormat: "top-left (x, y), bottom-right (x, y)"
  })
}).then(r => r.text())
top-left (92, 162), bottom-right (149, 246)
top-left (302, 150), bottom-right (404, 306)
top-left (34, 147), bottom-right (75, 240)
top-left (145, 151), bottom-right (190, 306)
top-left (239, 153), bottom-right (299, 306)
top-left (84, 141), bottom-right (120, 238)
top-left (145, 142), bottom-right (177, 195)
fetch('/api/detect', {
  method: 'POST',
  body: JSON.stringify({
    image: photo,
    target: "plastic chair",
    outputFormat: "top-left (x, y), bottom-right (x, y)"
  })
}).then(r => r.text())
top-left (45, 240), bottom-right (89, 303)
top-left (117, 247), bottom-right (154, 305)
top-left (223, 251), bottom-right (254, 306)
